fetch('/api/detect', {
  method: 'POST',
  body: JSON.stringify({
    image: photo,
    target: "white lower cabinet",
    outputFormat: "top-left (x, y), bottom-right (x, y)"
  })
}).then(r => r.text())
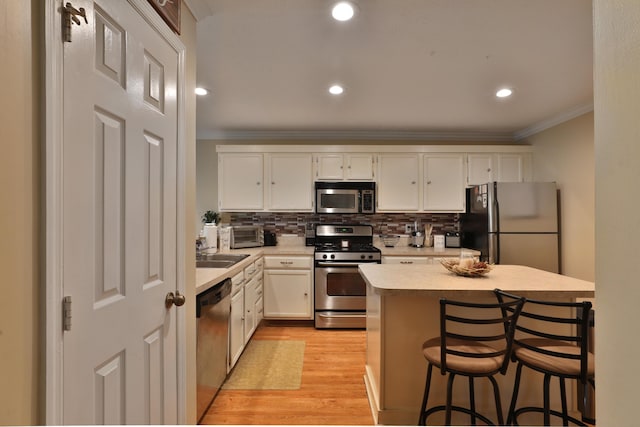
top-left (228, 258), bottom-right (264, 371)
top-left (229, 284), bottom-right (245, 369)
top-left (263, 256), bottom-right (313, 319)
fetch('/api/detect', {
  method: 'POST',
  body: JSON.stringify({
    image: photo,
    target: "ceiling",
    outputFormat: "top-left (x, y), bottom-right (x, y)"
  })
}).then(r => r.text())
top-left (187, 0), bottom-right (593, 142)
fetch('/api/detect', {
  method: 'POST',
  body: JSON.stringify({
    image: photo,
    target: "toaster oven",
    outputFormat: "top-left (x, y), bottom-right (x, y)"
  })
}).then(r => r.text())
top-left (230, 225), bottom-right (264, 248)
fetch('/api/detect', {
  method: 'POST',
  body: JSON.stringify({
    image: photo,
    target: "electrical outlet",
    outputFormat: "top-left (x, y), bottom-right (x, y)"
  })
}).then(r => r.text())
top-left (405, 224), bottom-right (415, 233)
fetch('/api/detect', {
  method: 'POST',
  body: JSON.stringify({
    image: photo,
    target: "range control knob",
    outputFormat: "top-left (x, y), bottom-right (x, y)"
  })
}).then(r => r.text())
top-left (330, 254), bottom-right (335, 259)
top-left (369, 255), bottom-right (374, 260)
top-left (322, 254), bottom-right (328, 259)
top-left (360, 254), bottom-right (366, 260)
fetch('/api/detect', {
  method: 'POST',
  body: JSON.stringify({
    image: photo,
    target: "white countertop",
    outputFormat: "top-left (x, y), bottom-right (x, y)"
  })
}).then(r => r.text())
top-left (359, 263), bottom-right (595, 298)
top-left (195, 239), bottom-right (479, 294)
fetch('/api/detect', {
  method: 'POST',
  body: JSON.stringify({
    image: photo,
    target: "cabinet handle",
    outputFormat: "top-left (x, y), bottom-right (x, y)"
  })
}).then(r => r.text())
top-left (400, 261), bottom-right (413, 264)
top-left (271, 181), bottom-right (275, 185)
top-left (256, 182), bottom-right (261, 185)
top-left (411, 181), bottom-right (416, 185)
top-left (427, 180), bottom-right (432, 185)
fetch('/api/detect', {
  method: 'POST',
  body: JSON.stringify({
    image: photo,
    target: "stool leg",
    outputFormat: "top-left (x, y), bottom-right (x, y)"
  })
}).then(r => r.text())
top-left (489, 375), bottom-right (504, 426)
top-left (506, 362), bottom-right (524, 426)
top-left (559, 377), bottom-right (568, 426)
top-left (418, 364), bottom-right (434, 425)
top-left (543, 373), bottom-right (552, 426)
top-left (445, 373), bottom-right (456, 425)
top-left (468, 377), bottom-right (476, 426)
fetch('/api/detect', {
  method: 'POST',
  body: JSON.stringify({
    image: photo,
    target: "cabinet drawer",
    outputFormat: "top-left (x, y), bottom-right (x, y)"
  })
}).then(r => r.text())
top-left (382, 256), bottom-right (430, 265)
top-left (264, 256), bottom-right (312, 269)
top-left (244, 261), bottom-right (258, 280)
top-left (231, 271), bottom-right (245, 295)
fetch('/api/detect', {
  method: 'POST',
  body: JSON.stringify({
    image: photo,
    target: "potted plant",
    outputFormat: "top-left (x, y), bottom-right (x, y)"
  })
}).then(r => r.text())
top-left (201, 210), bottom-right (219, 225)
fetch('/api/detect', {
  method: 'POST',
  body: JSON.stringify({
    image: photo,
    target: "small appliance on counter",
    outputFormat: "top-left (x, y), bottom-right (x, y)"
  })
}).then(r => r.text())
top-left (263, 230), bottom-right (277, 246)
top-left (305, 223), bottom-right (315, 246)
top-left (445, 231), bottom-right (461, 248)
top-left (229, 225), bottom-right (264, 248)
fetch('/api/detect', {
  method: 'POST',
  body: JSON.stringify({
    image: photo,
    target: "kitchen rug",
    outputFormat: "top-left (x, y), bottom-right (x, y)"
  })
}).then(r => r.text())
top-left (222, 340), bottom-right (306, 390)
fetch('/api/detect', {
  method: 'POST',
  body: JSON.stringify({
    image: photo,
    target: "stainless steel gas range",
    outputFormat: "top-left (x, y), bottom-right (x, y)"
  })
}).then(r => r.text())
top-left (314, 224), bottom-right (381, 329)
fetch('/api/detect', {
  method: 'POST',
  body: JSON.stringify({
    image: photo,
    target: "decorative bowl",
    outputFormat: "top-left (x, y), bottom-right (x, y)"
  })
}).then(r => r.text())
top-left (440, 258), bottom-right (492, 277)
top-left (381, 234), bottom-right (400, 247)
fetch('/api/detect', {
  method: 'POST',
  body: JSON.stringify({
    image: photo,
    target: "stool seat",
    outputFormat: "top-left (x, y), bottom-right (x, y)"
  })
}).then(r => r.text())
top-left (515, 338), bottom-right (595, 377)
top-left (422, 337), bottom-right (505, 375)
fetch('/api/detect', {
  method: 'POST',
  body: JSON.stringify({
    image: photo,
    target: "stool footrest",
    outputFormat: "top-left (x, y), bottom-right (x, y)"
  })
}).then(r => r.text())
top-left (422, 404), bottom-right (498, 426)
top-left (512, 406), bottom-right (590, 426)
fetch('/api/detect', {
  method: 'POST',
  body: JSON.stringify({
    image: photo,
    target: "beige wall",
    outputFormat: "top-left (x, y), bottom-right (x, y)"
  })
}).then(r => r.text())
top-left (0, 1), bottom-right (41, 424)
top-left (594, 1), bottom-right (640, 424)
top-left (524, 112), bottom-right (595, 281)
top-left (196, 141), bottom-right (219, 234)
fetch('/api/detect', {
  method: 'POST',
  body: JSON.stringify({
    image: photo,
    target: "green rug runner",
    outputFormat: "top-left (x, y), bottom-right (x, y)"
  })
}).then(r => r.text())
top-left (223, 340), bottom-right (305, 390)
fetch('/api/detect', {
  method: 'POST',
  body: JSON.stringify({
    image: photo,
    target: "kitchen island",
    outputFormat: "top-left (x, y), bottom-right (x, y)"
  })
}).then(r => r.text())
top-left (359, 263), bottom-right (595, 425)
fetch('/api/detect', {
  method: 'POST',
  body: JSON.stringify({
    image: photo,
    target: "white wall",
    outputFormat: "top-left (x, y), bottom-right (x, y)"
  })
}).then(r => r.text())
top-left (525, 112), bottom-right (595, 281)
top-left (594, 1), bottom-right (640, 425)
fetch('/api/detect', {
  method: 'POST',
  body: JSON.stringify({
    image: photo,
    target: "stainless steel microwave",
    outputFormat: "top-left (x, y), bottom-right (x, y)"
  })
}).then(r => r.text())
top-left (315, 181), bottom-right (375, 214)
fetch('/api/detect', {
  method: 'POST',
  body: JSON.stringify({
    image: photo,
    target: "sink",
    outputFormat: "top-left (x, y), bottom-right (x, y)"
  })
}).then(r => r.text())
top-left (196, 253), bottom-right (249, 269)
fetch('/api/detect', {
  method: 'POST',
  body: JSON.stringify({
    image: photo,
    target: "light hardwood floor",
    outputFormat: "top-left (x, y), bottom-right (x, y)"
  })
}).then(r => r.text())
top-left (200, 321), bottom-right (374, 425)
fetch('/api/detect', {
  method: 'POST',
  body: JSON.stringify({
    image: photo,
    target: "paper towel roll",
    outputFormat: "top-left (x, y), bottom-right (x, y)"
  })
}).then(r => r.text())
top-left (203, 224), bottom-right (218, 254)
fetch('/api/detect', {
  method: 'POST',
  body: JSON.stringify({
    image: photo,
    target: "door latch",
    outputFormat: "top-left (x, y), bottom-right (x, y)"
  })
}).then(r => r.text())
top-left (63, 296), bottom-right (72, 331)
top-left (63, 2), bottom-right (88, 43)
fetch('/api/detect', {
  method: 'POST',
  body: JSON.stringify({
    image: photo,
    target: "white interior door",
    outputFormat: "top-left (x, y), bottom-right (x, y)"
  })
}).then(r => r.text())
top-left (61, 0), bottom-right (182, 423)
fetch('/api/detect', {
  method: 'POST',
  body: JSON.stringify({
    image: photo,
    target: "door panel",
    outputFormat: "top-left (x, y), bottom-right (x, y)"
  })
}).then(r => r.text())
top-left (498, 233), bottom-right (559, 273)
top-left (62, 0), bottom-right (180, 423)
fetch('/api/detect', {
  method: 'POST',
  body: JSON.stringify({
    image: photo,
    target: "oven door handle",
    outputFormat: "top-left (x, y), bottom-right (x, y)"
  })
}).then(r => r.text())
top-left (316, 261), bottom-right (375, 268)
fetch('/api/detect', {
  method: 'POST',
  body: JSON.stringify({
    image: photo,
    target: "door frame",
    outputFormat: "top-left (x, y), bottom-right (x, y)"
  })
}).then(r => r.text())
top-left (44, 0), bottom-right (187, 423)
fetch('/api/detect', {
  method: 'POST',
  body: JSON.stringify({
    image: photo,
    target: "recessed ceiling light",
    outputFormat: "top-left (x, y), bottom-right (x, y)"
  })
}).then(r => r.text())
top-left (195, 87), bottom-right (208, 96)
top-left (329, 85), bottom-right (344, 95)
top-left (332, 2), bottom-right (355, 21)
top-left (496, 88), bottom-right (513, 98)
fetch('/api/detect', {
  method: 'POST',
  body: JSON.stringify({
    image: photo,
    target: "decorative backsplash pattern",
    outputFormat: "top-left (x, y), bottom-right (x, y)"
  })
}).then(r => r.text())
top-left (225, 212), bottom-right (460, 236)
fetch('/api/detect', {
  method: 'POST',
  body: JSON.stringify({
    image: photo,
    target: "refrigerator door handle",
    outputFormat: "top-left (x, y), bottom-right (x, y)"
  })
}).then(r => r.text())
top-left (489, 233), bottom-right (499, 264)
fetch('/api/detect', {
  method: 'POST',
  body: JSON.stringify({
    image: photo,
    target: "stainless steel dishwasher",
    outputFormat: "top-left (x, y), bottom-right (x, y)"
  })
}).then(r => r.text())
top-left (196, 278), bottom-right (231, 422)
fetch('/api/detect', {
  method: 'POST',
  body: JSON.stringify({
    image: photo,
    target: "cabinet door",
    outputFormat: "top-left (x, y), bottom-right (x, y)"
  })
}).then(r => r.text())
top-left (263, 269), bottom-right (312, 319)
top-left (218, 153), bottom-right (263, 211)
top-left (377, 154), bottom-right (420, 211)
top-left (423, 154), bottom-right (466, 212)
top-left (268, 154), bottom-right (313, 210)
top-left (467, 153), bottom-right (494, 186)
top-left (315, 154), bottom-right (344, 180)
top-left (496, 154), bottom-right (526, 182)
top-left (346, 154), bottom-right (374, 180)
top-left (244, 277), bottom-right (258, 342)
top-left (229, 288), bottom-right (245, 369)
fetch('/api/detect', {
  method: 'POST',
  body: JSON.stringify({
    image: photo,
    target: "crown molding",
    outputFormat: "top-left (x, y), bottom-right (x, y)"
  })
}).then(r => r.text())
top-left (514, 102), bottom-right (594, 140)
top-left (196, 129), bottom-right (516, 142)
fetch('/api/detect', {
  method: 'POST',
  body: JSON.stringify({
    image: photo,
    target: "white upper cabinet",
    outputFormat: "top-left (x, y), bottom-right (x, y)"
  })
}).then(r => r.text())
top-left (497, 153), bottom-right (529, 183)
top-left (376, 154), bottom-right (420, 211)
top-left (467, 153), bottom-right (494, 186)
top-left (423, 154), bottom-right (466, 212)
top-left (267, 154), bottom-right (313, 211)
top-left (315, 153), bottom-right (374, 180)
top-left (218, 153), bottom-right (264, 211)
top-left (467, 153), bottom-right (531, 185)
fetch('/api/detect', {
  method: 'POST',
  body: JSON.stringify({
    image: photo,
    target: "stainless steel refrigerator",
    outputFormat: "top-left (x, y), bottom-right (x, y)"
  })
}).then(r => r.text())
top-left (461, 182), bottom-right (560, 273)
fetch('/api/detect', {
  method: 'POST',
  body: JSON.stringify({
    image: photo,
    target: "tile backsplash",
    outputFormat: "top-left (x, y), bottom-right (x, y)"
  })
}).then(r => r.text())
top-left (225, 212), bottom-right (459, 236)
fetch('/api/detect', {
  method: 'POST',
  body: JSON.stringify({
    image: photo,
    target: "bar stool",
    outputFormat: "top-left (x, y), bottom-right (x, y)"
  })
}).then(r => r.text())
top-left (418, 289), bottom-right (525, 426)
top-left (495, 290), bottom-right (594, 426)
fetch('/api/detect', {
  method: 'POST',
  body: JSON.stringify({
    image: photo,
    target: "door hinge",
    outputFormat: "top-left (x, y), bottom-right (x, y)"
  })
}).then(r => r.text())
top-left (63, 2), bottom-right (88, 43)
top-left (63, 296), bottom-right (72, 331)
